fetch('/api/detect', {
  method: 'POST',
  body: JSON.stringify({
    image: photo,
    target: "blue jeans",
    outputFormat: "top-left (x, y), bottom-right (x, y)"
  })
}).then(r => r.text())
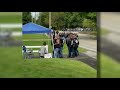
top-left (70, 47), bottom-right (75, 57)
top-left (54, 48), bottom-right (60, 58)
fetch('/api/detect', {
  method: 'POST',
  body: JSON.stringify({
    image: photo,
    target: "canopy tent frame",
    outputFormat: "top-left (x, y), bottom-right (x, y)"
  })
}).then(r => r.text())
top-left (22, 22), bottom-right (53, 53)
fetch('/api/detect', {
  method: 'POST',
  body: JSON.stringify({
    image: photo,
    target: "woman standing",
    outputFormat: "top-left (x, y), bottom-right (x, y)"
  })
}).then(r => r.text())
top-left (39, 42), bottom-right (47, 58)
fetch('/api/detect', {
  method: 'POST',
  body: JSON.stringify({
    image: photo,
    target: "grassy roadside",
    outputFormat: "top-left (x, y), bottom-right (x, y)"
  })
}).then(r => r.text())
top-left (100, 53), bottom-right (120, 78)
top-left (0, 47), bottom-right (96, 78)
top-left (23, 58), bottom-right (96, 78)
top-left (0, 12), bottom-right (22, 23)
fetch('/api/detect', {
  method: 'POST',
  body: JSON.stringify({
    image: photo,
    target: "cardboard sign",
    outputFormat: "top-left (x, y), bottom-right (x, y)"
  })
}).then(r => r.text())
top-left (44, 53), bottom-right (52, 58)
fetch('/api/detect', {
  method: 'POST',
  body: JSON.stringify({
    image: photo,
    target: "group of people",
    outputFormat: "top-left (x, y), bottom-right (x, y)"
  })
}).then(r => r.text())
top-left (53, 31), bottom-right (79, 58)
top-left (23, 31), bottom-right (80, 59)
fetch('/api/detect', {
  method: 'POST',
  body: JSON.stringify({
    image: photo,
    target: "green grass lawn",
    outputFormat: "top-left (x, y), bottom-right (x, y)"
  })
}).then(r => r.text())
top-left (101, 53), bottom-right (120, 78)
top-left (0, 12), bottom-right (22, 16)
top-left (0, 12), bottom-right (22, 23)
top-left (23, 34), bottom-right (49, 39)
top-left (10, 28), bottom-right (22, 32)
top-left (23, 58), bottom-right (96, 78)
top-left (23, 40), bottom-right (51, 46)
top-left (1, 28), bottom-right (22, 32)
top-left (0, 47), bottom-right (96, 78)
top-left (23, 40), bottom-right (53, 53)
top-left (12, 36), bottom-right (22, 41)
top-left (0, 47), bottom-right (24, 78)
top-left (23, 34), bottom-right (52, 52)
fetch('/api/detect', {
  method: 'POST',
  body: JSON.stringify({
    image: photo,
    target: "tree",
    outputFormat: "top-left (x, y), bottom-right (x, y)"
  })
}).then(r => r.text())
top-left (70, 12), bottom-right (83, 28)
top-left (64, 12), bottom-right (73, 28)
top-left (51, 12), bottom-right (65, 30)
top-left (86, 12), bottom-right (96, 22)
top-left (37, 12), bottom-right (97, 30)
top-left (23, 12), bottom-right (32, 25)
top-left (82, 19), bottom-right (96, 28)
top-left (37, 12), bottom-right (49, 28)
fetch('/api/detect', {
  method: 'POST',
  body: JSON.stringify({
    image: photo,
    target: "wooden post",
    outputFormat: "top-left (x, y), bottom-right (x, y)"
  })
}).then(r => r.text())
top-left (49, 12), bottom-right (51, 29)
top-left (49, 12), bottom-right (54, 53)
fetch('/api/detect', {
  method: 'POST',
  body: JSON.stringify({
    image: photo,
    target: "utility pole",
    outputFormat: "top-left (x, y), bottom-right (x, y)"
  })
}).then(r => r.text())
top-left (39, 12), bottom-right (41, 24)
top-left (49, 12), bottom-right (51, 29)
top-left (49, 12), bottom-right (54, 52)
top-left (31, 12), bottom-right (33, 23)
top-left (32, 16), bottom-right (33, 23)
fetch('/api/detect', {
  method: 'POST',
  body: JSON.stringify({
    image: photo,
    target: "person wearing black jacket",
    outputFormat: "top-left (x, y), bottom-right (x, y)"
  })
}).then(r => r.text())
top-left (59, 35), bottom-right (64, 58)
top-left (66, 34), bottom-right (71, 57)
top-left (74, 37), bottom-right (79, 57)
top-left (69, 35), bottom-right (75, 58)
top-left (53, 37), bottom-right (61, 58)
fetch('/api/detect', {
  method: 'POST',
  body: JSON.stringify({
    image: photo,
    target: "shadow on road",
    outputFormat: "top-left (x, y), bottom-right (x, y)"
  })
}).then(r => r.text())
top-left (101, 38), bottom-right (120, 63)
top-left (63, 54), bottom-right (97, 70)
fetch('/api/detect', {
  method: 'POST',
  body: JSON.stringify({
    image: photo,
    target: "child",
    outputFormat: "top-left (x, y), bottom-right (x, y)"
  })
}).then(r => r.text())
top-left (39, 42), bottom-right (47, 58)
top-left (23, 46), bottom-right (27, 59)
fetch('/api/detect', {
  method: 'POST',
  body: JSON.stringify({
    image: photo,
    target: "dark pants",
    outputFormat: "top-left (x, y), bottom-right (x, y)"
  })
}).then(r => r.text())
top-left (70, 47), bottom-right (75, 57)
top-left (68, 46), bottom-right (71, 57)
top-left (54, 48), bottom-right (60, 58)
top-left (41, 56), bottom-right (44, 58)
top-left (59, 47), bottom-right (63, 58)
top-left (74, 47), bottom-right (79, 56)
top-left (68, 46), bottom-right (74, 58)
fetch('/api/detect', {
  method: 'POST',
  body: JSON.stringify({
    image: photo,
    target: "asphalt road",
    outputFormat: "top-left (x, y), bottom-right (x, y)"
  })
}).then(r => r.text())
top-left (78, 33), bottom-right (97, 59)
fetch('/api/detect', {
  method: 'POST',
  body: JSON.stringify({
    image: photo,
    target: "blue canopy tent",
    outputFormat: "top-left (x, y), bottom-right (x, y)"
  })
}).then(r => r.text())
top-left (22, 22), bottom-right (54, 55)
top-left (22, 22), bottom-right (53, 34)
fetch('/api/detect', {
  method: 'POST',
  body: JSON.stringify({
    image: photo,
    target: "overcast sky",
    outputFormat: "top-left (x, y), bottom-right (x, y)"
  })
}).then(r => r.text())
top-left (31, 12), bottom-right (40, 20)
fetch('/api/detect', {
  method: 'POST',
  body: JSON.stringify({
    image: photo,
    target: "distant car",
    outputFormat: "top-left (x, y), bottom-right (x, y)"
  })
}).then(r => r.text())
top-left (80, 28), bottom-right (84, 31)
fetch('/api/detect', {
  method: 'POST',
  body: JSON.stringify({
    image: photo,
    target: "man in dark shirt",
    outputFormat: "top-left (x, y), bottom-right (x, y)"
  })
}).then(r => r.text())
top-left (66, 34), bottom-right (72, 57)
top-left (73, 36), bottom-right (79, 57)
top-left (53, 37), bottom-right (61, 58)
top-left (69, 34), bottom-right (75, 58)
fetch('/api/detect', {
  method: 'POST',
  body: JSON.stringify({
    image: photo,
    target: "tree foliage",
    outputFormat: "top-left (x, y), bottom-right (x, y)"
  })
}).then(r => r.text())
top-left (36, 12), bottom-right (97, 30)
top-left (23, 12), bottom-right (32, 25)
